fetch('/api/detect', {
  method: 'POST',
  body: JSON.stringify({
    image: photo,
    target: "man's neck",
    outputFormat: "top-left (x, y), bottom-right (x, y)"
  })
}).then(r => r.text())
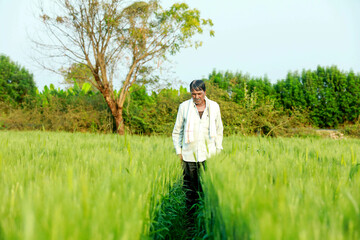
top-left (195, 100), bottom-right (206, 111)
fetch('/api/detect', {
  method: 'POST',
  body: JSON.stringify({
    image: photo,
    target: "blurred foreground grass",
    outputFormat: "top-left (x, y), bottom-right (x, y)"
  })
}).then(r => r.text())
top-left (0, 131), bottom-right (181, 240)
top-left (1, 131), bottom-right (360, 240)
top-left (203, 136), bottom-right (360, 240)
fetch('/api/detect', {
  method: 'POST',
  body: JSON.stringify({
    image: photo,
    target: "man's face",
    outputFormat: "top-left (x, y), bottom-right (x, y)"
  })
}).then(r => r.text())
top-left (191, 89), bottom-right (206, 105)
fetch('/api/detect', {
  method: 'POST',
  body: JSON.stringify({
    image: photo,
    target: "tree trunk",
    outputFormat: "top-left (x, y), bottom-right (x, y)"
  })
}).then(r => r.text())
top-left (102, 90), bottom-right (125, 135)
top-left (115, 110), bottom-right (125, 135)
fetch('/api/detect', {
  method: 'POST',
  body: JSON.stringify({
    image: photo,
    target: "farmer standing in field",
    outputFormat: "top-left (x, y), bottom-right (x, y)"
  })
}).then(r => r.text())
top-left (172, 79), bottom-right (223, 220)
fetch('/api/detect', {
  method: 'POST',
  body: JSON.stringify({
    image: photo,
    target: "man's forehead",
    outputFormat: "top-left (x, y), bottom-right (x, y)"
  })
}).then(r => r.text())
top-left (191, 89), bottom-right (205, 94)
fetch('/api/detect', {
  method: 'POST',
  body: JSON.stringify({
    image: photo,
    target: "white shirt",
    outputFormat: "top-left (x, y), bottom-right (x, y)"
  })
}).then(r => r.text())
top-left (172, 98), bottom-right (223, 162)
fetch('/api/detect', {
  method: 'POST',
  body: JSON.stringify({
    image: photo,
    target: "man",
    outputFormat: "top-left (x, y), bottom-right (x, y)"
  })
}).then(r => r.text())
top-left (172, 80), bottom-right (223, 219)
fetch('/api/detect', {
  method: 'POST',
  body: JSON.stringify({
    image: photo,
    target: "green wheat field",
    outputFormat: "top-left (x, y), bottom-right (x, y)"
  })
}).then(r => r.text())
top-left (0, 131), bottom-right (359, 240)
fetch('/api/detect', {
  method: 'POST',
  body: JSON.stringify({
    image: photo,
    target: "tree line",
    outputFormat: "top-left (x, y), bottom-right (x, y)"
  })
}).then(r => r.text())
top-left (1, 54), bottom-right (360, 136)
top-left (208, 66), bottom-right (360, 128)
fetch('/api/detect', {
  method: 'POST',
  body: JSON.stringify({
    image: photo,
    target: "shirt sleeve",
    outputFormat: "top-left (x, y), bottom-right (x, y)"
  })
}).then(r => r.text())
top-left (215, 103), bottom-right (223, 151)
top-left (172, 103), bottom-right (185, 155)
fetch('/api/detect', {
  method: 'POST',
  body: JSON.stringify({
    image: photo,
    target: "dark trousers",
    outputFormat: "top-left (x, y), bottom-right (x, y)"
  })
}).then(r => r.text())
top-left (182, 160), bottom-right (206, 217)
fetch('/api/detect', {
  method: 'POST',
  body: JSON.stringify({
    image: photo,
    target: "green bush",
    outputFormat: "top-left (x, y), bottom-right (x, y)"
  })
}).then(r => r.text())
top-left (207, 67), bottom-right (360, 129)
top-left (340, 118), bottom-right (360, 138)
top-left (206, 81), bottom-right (309, 136)
top-left (0, 94), bottom-right (113, 133)
top-left (0, 55), bottom-right (36, 105)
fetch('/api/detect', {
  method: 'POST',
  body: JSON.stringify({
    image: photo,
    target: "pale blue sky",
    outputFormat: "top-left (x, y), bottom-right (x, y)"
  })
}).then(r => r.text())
top-left (1, 0), bottom-right (359, 90)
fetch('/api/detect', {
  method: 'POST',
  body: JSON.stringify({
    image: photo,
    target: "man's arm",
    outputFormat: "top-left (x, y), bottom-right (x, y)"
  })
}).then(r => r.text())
top-left (215, 104), bottom-right (223, 152)
top-left (172, 104), bottom-right (185, 156)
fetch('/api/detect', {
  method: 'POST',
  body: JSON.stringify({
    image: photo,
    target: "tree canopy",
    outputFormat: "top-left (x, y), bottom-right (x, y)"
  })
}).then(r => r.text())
top-left (0, 54), bottom-right (36, 105)
top-left (60, 63), bottom-right (96, 90)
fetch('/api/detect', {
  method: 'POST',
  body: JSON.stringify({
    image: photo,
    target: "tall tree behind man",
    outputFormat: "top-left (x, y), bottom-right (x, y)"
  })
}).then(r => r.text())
top-left (35, 0), bottom-right (214, 134)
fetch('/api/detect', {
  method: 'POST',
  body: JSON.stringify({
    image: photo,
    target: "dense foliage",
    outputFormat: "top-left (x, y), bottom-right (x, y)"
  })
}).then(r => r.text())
top-left (1, 81), bottom-right (308, 136)
top-left (0, 83), bottom-right (113, 133)
top-left (1, 55), bottom-right (359, 135)
top-left (275, 66), bottom-right (360, 127)
top-left (0, 54), bottom-right (36, 105)
top-left (207, 66), bottom-right (360, 128)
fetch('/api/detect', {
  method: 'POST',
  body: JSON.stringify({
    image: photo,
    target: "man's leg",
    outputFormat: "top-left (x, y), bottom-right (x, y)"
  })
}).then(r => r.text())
top-left (182, 161), bottom-right (206, 218)
top-left (182, 161), bottom-right (195, 215)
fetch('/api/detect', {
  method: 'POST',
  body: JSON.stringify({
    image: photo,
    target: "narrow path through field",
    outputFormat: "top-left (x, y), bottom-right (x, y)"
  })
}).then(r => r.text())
top-left (149, 180), bottom-right (206, 239)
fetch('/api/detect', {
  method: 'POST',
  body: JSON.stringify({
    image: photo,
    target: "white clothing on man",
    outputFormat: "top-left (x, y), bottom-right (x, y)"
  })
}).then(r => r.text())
top-left (172, 96), bottom-right (223, 162)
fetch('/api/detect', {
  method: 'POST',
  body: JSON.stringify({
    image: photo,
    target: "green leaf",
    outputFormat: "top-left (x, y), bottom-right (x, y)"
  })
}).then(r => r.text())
top-left (349, 163), bottom-right (360, 180)
top-left (81, 82), bottom-right (92, 95)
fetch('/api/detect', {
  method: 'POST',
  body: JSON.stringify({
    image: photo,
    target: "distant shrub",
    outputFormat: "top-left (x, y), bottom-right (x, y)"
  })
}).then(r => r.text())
top-left (0, 55), bottom-right (36, 105)
top-left (206, 81), bottom-right (309, 136)
top-left (340, 119), bottom-right (360, 138)
top-left (0, 95), bottom-right (113, 133)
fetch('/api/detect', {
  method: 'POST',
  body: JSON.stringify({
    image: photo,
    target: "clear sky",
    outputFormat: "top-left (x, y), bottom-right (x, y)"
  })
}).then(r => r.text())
top-left (1, 0), bottom-right (360, 90)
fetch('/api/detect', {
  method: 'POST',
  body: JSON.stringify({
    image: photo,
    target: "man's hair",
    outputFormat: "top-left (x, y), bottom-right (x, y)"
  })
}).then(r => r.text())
top-left (190, 80), bottom-right (206, 92)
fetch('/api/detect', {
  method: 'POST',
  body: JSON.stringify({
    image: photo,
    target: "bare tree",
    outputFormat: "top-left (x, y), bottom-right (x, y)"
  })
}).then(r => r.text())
top-left (35, 0), bottom-right (213, 134)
